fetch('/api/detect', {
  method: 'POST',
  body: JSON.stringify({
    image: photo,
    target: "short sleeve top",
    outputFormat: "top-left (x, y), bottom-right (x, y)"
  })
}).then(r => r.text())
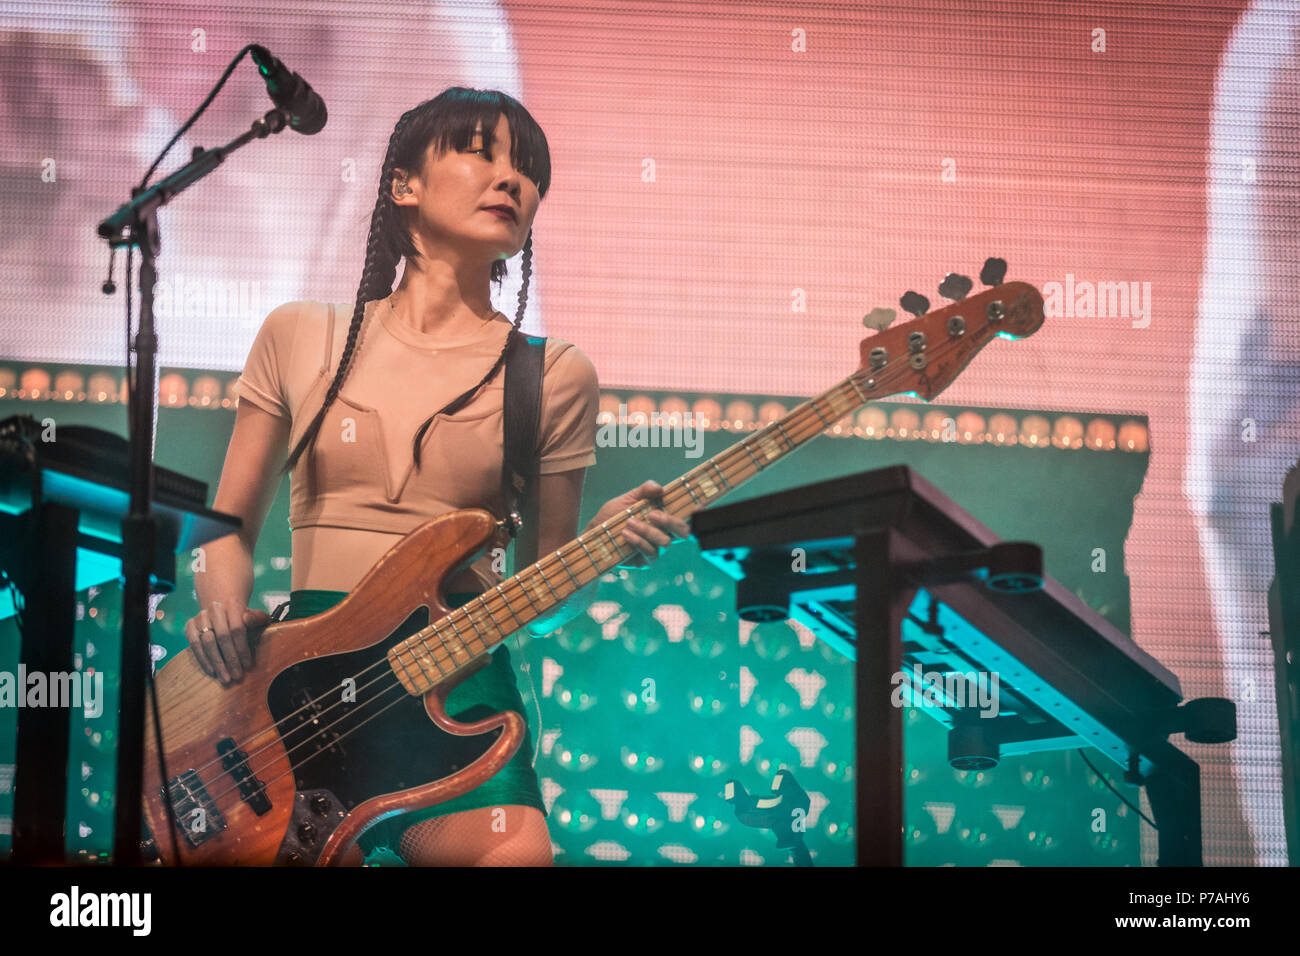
top-left (232, 298), bottom-right (599, 585)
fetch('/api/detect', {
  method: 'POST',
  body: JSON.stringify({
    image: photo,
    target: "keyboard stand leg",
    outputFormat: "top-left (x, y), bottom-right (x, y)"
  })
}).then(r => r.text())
top-left (856, 527), bottom-right (915, 866)
top-left (1145, 757), bottom-right (1203, 866)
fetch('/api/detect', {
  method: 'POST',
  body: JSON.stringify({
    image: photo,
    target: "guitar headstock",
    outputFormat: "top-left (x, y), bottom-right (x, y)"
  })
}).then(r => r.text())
top-left (857, 258), bottom-right (1044, 402)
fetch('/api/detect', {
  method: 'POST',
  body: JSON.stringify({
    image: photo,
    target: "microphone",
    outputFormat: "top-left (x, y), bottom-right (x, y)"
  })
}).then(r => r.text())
top-left (249, 44), bottom-right (327, 135)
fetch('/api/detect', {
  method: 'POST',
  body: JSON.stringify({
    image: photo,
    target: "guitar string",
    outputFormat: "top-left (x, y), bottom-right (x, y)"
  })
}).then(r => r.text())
top-left (176, 325), bottom-right (986, 814)
top-left (172, 320), bottom-right (1007, 818)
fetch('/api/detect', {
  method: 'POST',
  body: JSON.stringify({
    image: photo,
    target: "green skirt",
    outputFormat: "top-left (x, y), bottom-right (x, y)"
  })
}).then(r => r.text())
top-left (283, 589), bottom-right (546, 856)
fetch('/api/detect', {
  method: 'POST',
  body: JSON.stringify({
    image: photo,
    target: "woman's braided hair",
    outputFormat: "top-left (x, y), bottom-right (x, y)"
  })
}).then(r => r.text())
top-left (284, 88), bottom-right (551, 474)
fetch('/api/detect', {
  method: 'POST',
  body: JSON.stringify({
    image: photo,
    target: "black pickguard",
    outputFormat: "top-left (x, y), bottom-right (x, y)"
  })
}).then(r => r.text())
top-left (264, 607), bottom-right (503, 812)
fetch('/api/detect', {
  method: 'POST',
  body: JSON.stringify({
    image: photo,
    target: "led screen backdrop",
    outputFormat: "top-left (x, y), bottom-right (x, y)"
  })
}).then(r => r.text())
top-left (1, 0), bottom-right (1297, 865)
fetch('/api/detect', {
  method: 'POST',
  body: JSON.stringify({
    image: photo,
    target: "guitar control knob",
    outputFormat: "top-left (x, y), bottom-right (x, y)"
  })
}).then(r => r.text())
top-left (311, 795), bottom-right (329, 816)
top-left (297, 823), bottom-right (316, 846)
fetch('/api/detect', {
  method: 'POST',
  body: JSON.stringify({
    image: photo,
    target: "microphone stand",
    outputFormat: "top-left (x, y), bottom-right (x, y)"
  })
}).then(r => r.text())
top-left (98, 106), bottom-right (293, 865)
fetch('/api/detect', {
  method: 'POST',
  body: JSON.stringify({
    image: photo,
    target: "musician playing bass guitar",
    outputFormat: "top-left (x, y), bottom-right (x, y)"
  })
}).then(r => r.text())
top-left (182, 88), bottom-right (690, 866)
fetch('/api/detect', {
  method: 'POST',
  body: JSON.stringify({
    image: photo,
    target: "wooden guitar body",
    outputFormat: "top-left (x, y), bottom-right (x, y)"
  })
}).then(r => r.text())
top-left (141, 508), bottom-right (525, 865)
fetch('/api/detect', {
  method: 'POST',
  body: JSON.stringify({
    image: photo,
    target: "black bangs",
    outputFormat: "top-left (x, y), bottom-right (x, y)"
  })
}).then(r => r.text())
top-left (400, 88), bottom-right (551, 199)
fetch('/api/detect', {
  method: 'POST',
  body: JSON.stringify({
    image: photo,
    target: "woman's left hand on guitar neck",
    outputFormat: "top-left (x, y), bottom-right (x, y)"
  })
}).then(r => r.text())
top-left (587, 479), bottom-right (691, 570)
top-left (526, 480), bottom-right (690, 636)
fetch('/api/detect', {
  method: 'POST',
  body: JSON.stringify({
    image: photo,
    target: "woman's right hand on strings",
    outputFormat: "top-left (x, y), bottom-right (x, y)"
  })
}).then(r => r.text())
top-left (185, 601), bottom-right (271, 685)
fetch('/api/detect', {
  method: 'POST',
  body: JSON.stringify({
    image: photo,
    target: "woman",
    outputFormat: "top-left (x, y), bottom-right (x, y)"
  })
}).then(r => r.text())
top-left (184, 88), bottom-right (689, 866)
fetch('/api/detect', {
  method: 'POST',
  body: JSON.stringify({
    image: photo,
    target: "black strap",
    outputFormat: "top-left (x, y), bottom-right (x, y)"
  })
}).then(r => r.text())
top-left (501, 331), bottom-right (546, 576)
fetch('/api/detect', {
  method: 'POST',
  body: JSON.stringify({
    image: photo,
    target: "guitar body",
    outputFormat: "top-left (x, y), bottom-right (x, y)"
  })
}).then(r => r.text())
top-left (141, 508), bottom-right (526, 866)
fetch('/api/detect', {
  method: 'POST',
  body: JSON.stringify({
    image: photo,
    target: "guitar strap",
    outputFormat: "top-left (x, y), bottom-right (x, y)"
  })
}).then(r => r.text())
top-left (266, 324), bottom-right (548, 626)
top-left (501, 331), bottom-right (547, 577)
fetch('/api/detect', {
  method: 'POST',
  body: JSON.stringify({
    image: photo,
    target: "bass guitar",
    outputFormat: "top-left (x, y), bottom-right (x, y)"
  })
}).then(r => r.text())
top-left (141, 260), bottom-right (1044, 864)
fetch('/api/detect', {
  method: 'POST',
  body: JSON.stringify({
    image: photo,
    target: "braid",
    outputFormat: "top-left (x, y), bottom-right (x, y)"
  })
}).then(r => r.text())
top-left (283, 113), bottom-right (416, 474)
top-left (410, 229), bottom-right (534, 468)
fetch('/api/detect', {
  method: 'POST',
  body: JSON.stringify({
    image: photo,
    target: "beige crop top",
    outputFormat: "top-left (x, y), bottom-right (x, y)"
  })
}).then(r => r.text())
top-left (232, 298), bottom-right (599, 587)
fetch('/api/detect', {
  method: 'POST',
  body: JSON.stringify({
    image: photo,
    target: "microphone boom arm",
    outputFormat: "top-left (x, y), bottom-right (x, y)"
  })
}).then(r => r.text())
top-left (97, 107), bottom-right (292, 244)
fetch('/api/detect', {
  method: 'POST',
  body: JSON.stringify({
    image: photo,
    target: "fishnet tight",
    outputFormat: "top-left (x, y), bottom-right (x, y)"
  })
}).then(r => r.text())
top-left (397, 805), bottom-right (553, 866)
top-left (338, 805), bottom-right (551, 866)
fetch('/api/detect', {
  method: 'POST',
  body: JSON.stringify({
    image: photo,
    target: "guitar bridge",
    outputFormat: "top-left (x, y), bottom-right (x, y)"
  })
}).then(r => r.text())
top-left (163, 769), bottom-right (226, 848)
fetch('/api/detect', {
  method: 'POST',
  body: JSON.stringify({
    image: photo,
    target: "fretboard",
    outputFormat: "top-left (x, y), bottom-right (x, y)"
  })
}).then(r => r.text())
top-left (387, 366), bottom-right (878, 696)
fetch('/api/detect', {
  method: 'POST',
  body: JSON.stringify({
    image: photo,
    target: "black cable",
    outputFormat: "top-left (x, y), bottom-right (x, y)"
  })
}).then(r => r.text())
top-left (146, 653), bottom-right (179, 866)
top-left (116, 44), bottom-right (260, 866)
top-left (126, 42), bottom-right (254, 407)
top-left (139, 45), bottom-right (256, 191)
top-left (1077, 748), bottom-right (1157, 829)
top-left (125, 243), bottom-right (133, 406)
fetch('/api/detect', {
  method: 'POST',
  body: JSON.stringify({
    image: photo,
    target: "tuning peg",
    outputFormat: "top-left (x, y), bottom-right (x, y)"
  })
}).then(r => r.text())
top-left (900, 291), bottom-right (930, 318)
top-left (980, 257), bottom-right (1007, 286)
top-left (938, 273), bottom-right (973, 301)
top-left (862, 307), bottom-right (897, 331)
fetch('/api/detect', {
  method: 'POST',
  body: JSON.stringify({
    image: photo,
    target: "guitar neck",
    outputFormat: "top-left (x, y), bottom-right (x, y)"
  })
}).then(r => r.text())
top-left (387, 367), bottom-right (874, 695)
top-left (388, 275), bottom-right (1046, 693)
